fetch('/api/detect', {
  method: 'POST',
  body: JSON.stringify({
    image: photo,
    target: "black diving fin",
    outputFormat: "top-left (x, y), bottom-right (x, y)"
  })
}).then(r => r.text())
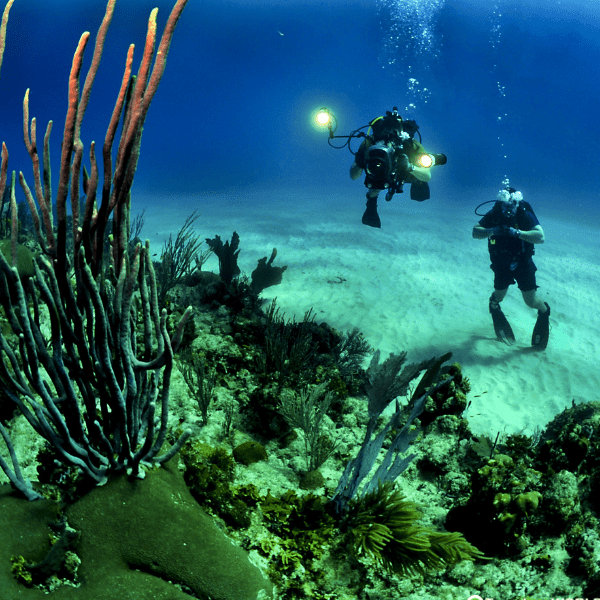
top-left (490, 304), bottom-right (515, 345)
top-left (362, 195), bottom-right (381, 228)
top-left (410, 180), bottom-right (430, 202)
top-left (531, 303), bottom-right (550, 350)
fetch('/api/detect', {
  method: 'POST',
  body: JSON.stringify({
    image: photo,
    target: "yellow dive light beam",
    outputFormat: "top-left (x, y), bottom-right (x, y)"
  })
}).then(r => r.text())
top-left (311, 107), bottom-right (337, 135)
top-left (417, 153), bottom-right (434, 168)
top-left (315, 108), bottom-right (332, 127)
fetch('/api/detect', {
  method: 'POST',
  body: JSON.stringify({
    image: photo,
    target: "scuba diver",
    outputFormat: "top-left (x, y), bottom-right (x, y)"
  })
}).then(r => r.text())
top-left (472, 183), bottom-right (551, 350)
top-left (348, 108), bottom-right (445, 228)
top-left (315, 105), bottom-right (446, 228)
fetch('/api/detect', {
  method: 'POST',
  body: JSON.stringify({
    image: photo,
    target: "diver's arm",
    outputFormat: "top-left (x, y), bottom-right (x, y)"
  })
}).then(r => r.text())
top-left (472, 223), bottom-right (545, 243)
top-left (410, 164), bottom-right (431, 183)
top-left (350, 162), bottom-right (362, 180)
top-left (408, 141), bottom-right (432, 182)
top-left (520, 224), bottom-right (545, 244)
top-left (351, 141), bottom-right (368, 180)
top-left (472, 225), bottom-right (493, 239)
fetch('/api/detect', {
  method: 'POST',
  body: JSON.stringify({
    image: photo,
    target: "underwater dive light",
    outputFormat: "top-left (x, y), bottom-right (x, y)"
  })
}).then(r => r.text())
top-left (313, 107), bottom-right (337, 137)
top-left (417, 154), bottom-right (433, 168)
top-left (417, 153), bottom-right (447, 168)
top-left (315, 108), bottom-right (332, 127)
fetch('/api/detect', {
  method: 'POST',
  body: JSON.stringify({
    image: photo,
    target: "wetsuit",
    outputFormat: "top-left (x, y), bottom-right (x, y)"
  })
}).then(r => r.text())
top-left (478, 201), bottom-right (540, 291)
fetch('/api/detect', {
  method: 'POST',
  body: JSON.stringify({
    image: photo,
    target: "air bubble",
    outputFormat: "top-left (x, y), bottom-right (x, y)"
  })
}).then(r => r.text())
top-left (378, 0), bottom-right (444, 65)
top-left (377, 0), bottom-right (444, 111)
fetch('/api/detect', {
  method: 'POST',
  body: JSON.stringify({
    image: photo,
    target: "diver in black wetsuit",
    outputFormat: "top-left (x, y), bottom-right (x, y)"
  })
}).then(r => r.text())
top-left (472, 185), bottom-right (551, 349)
top-left (349, 109), bottom-right (438, 228)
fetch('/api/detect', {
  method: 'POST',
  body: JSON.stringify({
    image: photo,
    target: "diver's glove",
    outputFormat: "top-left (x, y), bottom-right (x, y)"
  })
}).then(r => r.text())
top-left (492, 226), bottom-right (521, 238)
top-left (397, 153), bottom-right (413, 173)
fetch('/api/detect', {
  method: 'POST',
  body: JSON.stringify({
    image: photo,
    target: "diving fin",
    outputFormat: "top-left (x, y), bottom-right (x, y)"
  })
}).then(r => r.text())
top-left (531, 303), bottom-right (550, 350)
top-left (410, 180), bottom-right (430, 202)
top-left (362, 196), bottom-right (381, 228)
top-left (489, 303), bottom-right (515, 345)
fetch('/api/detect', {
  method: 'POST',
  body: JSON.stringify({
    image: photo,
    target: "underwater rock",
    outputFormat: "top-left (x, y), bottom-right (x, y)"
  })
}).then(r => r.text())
top-left (418, 362), bottom-right (469, 427)
top-left (233, 441), bottom-right (268, 465)
top-left (536, 399), bottom-right (600, 473)
top-left (299, 469), bottom-right (325, 491)
top-left (542, 469), bottom-right (580, 527)
top-left (445, 449), bottom-right (545, 557)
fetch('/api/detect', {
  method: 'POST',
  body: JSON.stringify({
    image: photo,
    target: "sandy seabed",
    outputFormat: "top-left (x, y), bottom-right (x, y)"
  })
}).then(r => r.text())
top-left (143, 185), bottom-right (600, 440)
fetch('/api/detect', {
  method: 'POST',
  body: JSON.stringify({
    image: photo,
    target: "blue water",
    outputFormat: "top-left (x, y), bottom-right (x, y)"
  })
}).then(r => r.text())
top-left (0, 0), bottom-right (598, 224)
top-left (1, 7), bottom-right (599, 596)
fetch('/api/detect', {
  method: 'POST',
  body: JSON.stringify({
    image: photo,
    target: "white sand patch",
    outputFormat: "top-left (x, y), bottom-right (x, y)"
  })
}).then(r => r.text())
top-left (140, 186), bottom-right (600, 438)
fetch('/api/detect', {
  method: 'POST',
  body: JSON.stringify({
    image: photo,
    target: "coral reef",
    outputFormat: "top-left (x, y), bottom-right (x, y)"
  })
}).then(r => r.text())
top-left (205, 232), bottom-right (242, 286)
top-left (251, 248), bottom-right (287, 293)
top-left (437, 399), bottom-right (600, 596)
top-left (0, 456), bottom-right (273, 599)
top-left (1, 2), bottom-right (597, 590)
top-left (6, 259), bottom-right (600, 598)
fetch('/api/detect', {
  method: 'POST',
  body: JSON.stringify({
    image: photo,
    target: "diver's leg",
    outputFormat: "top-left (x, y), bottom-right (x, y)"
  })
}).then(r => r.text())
top-left (518, 260), bottom-right (550, 349)
top-left (490, 288), bottom-right (508, 308)
top-left (489, 288), bottom-right (515, 344)
top-left (362, 190), bottom-right (381, 228)
top-left (523, 289), bottom-right (550, 349)
top-left (521, 289), bottom-right (548, 313)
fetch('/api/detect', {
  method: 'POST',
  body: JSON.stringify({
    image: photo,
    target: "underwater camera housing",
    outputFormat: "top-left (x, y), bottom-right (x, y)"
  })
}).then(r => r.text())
top-left (369, 107), bottom-right (407, 144)
top-left (363, 109), bottom-right (412, 191)
top-left (364, 142), bottom-right (397, 187)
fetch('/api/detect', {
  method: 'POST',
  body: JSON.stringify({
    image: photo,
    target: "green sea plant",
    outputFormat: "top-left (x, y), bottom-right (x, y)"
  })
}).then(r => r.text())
top-left (10, 525), bottom-right (81, 589)
top-left (345, 482), bottom-right (485, 575)
top-left (445, 446), bottom-right (546, 556)
top-left (179, 440), bottom-right (260, 529)
top-left (10, 554), bottom-right (33, 587)
top-left (262, 300), bottom-right (317, 385)
top-left (331, 326), bottom-right (372, 380)
top-left (278, 382), bottom-right (337, 472)
top-left (156, 211), bottom-right (208, 305)
top-left (330, 350), bottom-right (453, 514)
top-left (260, 490), bottom-right (335, 588)
top-left (180, 350), bottom-right (216, 426)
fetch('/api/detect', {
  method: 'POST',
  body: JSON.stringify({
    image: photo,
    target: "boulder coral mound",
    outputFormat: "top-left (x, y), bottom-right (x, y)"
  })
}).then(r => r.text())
top-left (0, 457), bottom-right (273, 600)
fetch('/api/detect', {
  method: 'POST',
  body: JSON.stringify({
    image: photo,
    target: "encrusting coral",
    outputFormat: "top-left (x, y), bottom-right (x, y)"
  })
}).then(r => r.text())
top-left (0, 456), bottom-right (273, 599)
